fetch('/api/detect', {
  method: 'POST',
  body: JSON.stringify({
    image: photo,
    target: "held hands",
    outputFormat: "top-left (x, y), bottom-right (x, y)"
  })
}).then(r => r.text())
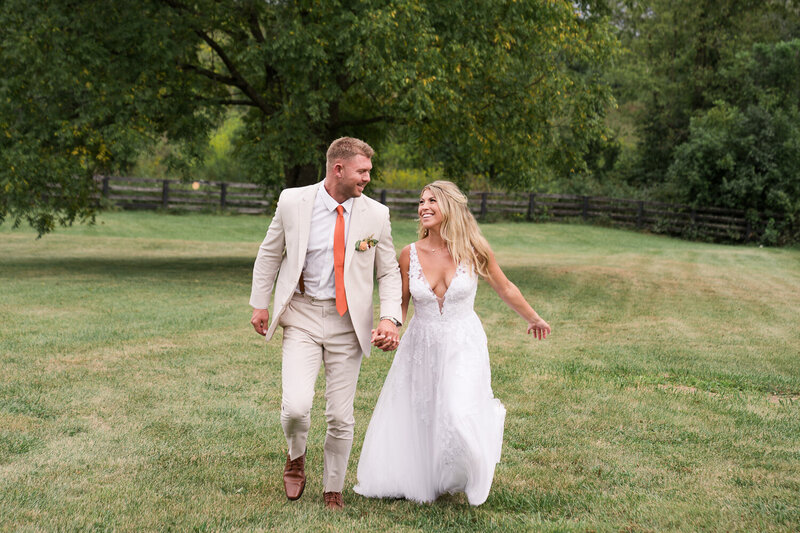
top-left (370, 319), bottom-right (400, 351)
top-left (527, 317), bottom-right (551, 340)
top-left (251, 308), bottom-right (270, 336)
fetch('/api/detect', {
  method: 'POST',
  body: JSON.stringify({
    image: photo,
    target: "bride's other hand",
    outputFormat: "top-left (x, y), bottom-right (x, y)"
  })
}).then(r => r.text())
top-left (527, 318), bottom-right (551, 340)
top-left (484, 248), bottom-right (551, 341)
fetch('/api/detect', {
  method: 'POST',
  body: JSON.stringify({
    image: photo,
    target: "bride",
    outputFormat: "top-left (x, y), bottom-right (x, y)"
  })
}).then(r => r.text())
top-left (354, 181), bottom-right (551, 505)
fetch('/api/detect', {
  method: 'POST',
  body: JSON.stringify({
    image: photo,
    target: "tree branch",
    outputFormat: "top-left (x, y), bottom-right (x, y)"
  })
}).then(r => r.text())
top-left (336, 73), bottom-right (355, 93)
top-left (219, 25), bottom-right (250, 45)
top-left (246, 8), bottom-right (265, 43)
top-left (194, 29), bottom-right (273, 115)
top-left (332, 116), bottom-right (393, 130)
top-left (242, 7), bottom-right (281, 96)
top-left (159, 0), bottom-right (187, 9)
top-left (160, 0), bottom-right (274, 116)
top-left (193, 97), bottom-right (259, 107)
top-left (180, 63), bottom-right (238, 87)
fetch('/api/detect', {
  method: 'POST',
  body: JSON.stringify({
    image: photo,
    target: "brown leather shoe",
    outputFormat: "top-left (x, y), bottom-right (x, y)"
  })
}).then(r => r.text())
top-left (323, 491), bottom-right (344, 510)
top-left (283, 452), bottom-right (306, 501)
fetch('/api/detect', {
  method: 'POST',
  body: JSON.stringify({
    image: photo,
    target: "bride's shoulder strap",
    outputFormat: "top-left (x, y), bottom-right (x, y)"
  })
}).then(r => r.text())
top-left (408, 242), bottom-right (420, 273)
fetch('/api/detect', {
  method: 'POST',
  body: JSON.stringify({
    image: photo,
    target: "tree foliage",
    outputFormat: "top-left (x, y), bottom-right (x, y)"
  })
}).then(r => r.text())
top-left (608, 0), bottom-right (800, 186)
top-left (666, 40), bottom-right (800, 222)
top-left (594, 0), bottom-right (800, 242)
top-left (0, 0), bottom-right (617, 234)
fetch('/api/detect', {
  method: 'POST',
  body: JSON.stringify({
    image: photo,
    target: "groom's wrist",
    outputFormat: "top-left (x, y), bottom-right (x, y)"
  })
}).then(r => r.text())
top-left (380, 316), bottom-right (401, 327)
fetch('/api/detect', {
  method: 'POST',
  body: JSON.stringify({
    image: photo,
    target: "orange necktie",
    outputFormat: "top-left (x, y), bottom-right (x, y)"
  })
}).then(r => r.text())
top-left (334, 205), bottom-right (347, 316)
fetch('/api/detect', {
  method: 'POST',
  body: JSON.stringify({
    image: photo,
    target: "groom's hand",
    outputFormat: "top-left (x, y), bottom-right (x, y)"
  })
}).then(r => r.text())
top-left (251, 308), bottom-right (270, 336)
top-left (371, 320), bottom-right (399, 351)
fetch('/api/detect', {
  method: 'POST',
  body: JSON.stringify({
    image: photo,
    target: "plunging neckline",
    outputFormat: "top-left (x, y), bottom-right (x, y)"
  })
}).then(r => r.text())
top-left (412, 242), bottom-right (460, 313)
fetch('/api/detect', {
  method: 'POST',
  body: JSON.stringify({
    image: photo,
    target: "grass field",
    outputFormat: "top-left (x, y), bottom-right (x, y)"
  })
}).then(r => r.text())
top-left (1, 211), bottom-right (799, 532)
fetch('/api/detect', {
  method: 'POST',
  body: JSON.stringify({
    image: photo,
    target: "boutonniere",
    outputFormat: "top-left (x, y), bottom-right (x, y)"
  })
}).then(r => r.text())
top-left (355, 235), bottom-right (378, 252)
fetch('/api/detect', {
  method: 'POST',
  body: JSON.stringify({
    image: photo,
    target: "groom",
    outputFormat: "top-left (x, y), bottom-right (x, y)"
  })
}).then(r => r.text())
top-left (250, 137), bottom-right (402, 510)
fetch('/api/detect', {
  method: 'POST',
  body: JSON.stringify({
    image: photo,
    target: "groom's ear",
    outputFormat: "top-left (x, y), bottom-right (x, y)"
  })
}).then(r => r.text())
top-left (333, 161), bottom-right (344, 178)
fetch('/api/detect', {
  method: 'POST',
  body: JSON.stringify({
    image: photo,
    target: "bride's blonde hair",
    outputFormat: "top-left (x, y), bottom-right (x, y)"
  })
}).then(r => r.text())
top-left (418, 181), bottom-right (492, 278)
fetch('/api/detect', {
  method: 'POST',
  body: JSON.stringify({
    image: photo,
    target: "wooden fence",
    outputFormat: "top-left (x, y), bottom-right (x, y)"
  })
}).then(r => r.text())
top-left (380, 188), bottom-right (779, 242)
top-left (96, 175), bottom-right (270, 214)
top-left (95, 176), bottom-right (780, 242)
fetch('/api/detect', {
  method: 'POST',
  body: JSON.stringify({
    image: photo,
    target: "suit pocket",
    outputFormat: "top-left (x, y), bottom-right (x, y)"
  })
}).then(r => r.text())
top-left (277, 300), bottom-right (293, 327)
top-left (353, 246), bottom-right (377, 267)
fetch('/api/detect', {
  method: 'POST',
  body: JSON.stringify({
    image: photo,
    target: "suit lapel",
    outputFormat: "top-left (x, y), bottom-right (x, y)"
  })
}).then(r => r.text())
top-left (296, 182), bottom-right (321, 268)
top-left (344, 196), bottom-right (368, 274)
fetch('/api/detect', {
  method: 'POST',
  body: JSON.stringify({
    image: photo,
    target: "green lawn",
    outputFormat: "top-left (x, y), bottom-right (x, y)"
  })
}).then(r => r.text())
top-left (1, 211), bottom-right (799, 532)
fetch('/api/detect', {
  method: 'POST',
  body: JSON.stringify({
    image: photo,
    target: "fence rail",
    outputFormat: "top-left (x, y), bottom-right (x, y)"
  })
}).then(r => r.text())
top-left (97, 175), bottom-right (271, 214)
top-left (94, 176), bottom-right (780, 243)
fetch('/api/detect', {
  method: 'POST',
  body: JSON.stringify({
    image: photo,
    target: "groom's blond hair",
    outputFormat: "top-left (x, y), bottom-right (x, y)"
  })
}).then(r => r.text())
top-left (418, 181), bottom-right (492, 278)
top-left (326, 137), bottom-right (374, 172)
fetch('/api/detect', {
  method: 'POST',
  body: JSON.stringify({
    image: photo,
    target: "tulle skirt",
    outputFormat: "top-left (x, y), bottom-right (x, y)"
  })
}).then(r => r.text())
top-left (354, 312), bottom-right (506, 505)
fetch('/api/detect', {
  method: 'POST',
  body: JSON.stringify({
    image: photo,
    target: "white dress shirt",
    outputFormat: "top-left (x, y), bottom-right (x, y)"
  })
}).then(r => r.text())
top-left (299, 185), bottom-right (353, 299)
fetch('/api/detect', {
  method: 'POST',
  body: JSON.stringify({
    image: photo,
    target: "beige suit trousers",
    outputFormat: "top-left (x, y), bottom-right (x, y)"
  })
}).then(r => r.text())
top-left (279, 293), bottom-right (363, 493)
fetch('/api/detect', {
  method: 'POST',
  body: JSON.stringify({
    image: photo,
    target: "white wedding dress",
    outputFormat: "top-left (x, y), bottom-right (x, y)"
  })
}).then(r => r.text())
top-left (354, 243), bottom-right (506, 505)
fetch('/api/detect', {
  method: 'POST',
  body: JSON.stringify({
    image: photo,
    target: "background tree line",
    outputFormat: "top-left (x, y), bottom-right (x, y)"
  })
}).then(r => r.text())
top-left (1, 0), bottom-right (798, 241)
top-left (603, 0), bottom-right (800, 243)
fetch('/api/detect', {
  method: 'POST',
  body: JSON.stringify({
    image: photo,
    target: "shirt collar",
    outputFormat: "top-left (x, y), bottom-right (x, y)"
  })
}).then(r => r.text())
top-left (319, 183), bottom-right (354, 214)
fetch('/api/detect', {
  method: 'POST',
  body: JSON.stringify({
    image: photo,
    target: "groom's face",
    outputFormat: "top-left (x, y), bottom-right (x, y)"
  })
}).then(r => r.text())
top-left (335, 154), bottom-right (372, 200)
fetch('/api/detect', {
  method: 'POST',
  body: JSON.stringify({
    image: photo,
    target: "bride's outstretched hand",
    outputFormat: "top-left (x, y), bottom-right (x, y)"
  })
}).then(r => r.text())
top-left (527, 318), bottom-right (551, 340)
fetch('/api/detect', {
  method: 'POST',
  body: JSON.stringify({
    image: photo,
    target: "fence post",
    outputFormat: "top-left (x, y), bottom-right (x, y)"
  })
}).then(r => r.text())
top-left (162, 180), bottom-right (169, 209)
top-left (220, 182), bottom-right (228, 209)
top-left (637, 201), bottom-right (644, 229)
top-left (380, 189), bottom-right (387, 205)
top-left (745, 217), bottom-right (752, 243)
top-left (480, 192), bottom-right (488, 219)
top-left (582, 196), bottom-right (589, 220)
top-left (102, 176), bottom-right (110, 198)
top-left (527, 193), bottom-right (536, 221)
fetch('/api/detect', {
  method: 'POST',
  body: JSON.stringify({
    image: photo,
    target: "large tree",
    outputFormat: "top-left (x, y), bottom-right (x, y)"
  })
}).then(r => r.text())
top-left (1, 0), bottom-right (617, 234)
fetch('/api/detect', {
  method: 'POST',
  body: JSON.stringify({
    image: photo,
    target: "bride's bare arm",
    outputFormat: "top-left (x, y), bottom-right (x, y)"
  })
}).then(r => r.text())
top-left (398, 245), bottom-right (411, 324)
top-left (483, 248), bottom-right (551, 340)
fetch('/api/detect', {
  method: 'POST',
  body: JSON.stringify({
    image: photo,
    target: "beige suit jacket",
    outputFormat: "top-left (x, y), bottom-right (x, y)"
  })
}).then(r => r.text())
top-left (250, 182), bottom-right (402, 357)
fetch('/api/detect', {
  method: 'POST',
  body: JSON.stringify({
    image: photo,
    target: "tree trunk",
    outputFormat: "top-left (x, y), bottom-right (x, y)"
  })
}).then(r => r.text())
top-left (284, 163), bottom-right (321, 189)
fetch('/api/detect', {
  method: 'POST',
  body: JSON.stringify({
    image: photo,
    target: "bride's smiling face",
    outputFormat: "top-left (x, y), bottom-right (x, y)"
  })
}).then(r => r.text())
top-left (418, 189), bottom-right (443, 230)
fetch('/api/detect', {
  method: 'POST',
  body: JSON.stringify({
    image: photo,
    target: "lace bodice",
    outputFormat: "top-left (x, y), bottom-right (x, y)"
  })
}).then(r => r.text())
top-left (408, 242), bottom-right (477, 322)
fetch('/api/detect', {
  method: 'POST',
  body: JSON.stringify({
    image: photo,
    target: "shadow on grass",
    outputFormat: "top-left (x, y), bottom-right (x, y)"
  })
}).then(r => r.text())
top-left (0, 257), bottom-right (255, 280)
